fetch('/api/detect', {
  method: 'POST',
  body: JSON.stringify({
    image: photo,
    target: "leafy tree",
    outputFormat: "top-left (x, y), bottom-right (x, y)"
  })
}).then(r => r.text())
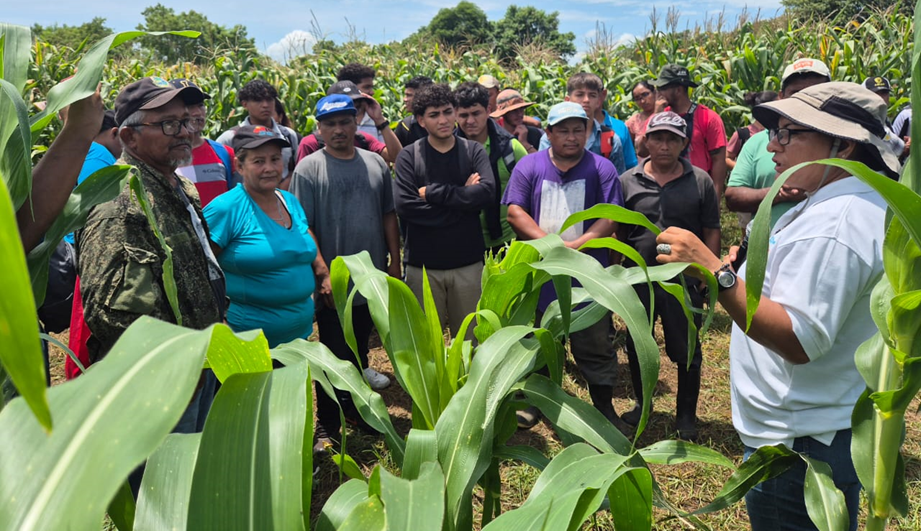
top-left (31, 18), bottom-right (112, 50)
top-left (424, 1), bottom-right (492, 47)
top-left (136, 4), bottom-right (255, 63)
top-left (492, 5), bottom-right (576, 61)
top-left (782, 0), bottom-right (911, 21)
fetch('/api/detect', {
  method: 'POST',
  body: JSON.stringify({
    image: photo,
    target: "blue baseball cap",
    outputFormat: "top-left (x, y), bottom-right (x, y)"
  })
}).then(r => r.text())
top-left (546, 102), bottom-right (589, 127)
top-left (315, 94), bottom-right (357, 121)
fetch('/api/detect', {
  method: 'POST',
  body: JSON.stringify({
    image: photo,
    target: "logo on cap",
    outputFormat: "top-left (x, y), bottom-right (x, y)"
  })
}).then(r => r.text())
top-left (792, 60), bottom-right (815, 71)
top-left (252, 126), bottom-right (273, 136)
top-left (150, 76), bottom-right (170, 87)
top-left (320, 100), bottom-right (349, 112)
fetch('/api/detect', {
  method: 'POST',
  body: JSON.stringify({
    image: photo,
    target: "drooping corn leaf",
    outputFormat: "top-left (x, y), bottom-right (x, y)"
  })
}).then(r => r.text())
top-left (135, 433), bottom-right (202, 531)
top-left (379, 462), bottom-right (445, 531)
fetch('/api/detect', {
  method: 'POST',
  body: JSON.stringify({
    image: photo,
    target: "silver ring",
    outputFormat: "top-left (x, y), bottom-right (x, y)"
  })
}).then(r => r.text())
top-left (656, 243), bottom-right (672, 255)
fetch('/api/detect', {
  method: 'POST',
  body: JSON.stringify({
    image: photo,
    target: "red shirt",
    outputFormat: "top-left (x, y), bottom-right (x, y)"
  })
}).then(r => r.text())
top-left (667, 103), bottom-right (726, 174)
top-left (176, 141), bottom-right (236, 207)
top-left (296, 132), bottom-right (386, 163)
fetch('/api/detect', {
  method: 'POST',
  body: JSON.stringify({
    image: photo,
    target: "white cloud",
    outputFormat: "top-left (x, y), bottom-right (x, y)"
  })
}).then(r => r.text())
top-left (264, 30), bottom-right (317, 63)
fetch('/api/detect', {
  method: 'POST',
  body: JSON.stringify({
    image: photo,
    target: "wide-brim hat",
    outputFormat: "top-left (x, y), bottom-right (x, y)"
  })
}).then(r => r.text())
top-left (231, 125), bottom-right (291, 152)
top-left (491, 89), bottom-right (534, 118)
top-left (753, 81), bottom-right (900, 178)
top-left (115, 76), bottom-right (202, 125)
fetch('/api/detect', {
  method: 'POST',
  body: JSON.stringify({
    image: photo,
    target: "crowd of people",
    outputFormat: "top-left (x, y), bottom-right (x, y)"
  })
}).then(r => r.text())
top-left (19, 57), bottom-right (911, 530)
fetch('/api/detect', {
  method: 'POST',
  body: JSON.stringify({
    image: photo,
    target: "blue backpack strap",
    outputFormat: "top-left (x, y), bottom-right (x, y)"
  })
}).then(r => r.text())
top-left (206, 139), bottom-right (234, 189)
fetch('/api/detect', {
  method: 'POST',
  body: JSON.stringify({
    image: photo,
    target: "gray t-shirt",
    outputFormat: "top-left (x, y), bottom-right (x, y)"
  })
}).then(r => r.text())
top-left (289, 149), bottom-right (394, 282)
top-left (619, 157), bottom-right (720, 265)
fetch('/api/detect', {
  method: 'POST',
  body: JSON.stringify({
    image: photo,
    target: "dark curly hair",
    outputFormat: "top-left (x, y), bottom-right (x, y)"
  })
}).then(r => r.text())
top-left (238, 80), bottom-right (277, 103)
top-left (454, 81), bottom-right (489, 110)
top-left (412, 83), bottom-right (457, 117)
top-left (405, 76), bottom-right (434, 90)
top-left (337, 63), bottom-right (376, 84)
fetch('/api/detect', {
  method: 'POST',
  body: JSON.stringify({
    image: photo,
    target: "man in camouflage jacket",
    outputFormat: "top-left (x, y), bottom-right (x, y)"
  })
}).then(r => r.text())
top-left (78, 77), bottom-right (225, 373)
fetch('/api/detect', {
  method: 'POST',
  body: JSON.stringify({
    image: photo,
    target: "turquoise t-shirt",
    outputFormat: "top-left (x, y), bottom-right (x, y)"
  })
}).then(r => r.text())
top-left (204, 184), bottom-right (317, 347)
top-left (726, 130), bottom-right (795, 228)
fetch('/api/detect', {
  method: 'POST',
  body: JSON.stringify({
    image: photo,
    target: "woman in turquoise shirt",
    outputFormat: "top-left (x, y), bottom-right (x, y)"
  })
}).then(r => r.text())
top-left (204, 125), bottom-right (320, 347)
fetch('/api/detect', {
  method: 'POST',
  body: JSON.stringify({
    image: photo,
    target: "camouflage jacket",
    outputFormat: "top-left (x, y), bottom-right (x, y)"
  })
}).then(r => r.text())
top-left (77, 153), bottom-right (223, 363)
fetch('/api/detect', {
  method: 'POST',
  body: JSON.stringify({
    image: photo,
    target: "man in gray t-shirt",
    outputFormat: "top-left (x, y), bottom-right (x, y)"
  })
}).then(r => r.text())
top-left (289, 95), bottom-right (402, 452)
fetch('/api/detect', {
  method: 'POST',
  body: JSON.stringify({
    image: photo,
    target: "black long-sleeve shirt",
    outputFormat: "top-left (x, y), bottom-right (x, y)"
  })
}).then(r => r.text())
top-left (394, 137), bottom-right (496, 269)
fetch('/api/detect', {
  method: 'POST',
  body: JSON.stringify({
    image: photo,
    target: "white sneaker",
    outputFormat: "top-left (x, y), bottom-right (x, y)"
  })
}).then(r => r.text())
top-left (363, 367), bottom-right (391, 390)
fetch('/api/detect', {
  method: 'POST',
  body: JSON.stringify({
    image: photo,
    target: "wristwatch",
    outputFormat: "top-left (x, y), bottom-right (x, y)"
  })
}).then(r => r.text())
top-left (714, 263), bottom-right (737, 292)
top-left (375, 120), bottom-right (389, 131)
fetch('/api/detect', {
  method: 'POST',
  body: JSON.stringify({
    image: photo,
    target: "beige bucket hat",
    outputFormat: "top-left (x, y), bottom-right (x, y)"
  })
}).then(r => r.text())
top-left (752, 81), bottom-right (901, 178)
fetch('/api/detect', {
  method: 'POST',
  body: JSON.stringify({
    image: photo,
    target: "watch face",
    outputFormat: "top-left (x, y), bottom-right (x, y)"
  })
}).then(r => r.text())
top-left (718, 271), bottom-right (736, 289)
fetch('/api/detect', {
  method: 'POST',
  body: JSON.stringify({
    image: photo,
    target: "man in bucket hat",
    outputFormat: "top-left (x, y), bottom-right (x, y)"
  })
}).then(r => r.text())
top-left (491, 89), bottom-right (542, 153)
top-left (617, 111), bottom-right (721, 440)
top-left (655, 81), bottom-right (898, 530)
top-left (78, 76), bottom-right (228, 493)
top-left (647, 64), bottom-right (728, 200)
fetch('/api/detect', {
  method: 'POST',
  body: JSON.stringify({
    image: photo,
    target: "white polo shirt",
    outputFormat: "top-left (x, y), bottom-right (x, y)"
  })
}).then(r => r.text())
top-left (731, 176), bottom-right (886, 449)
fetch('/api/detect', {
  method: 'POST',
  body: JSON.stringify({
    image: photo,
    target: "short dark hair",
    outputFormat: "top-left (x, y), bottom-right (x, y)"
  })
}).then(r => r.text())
top-left (567, 72), bottom-right (605, 94)
top-left (337, 63), bottom-right (376, 84)
top-left (100, 109), bottom-right (118, 132)
top-left (743, 91), bottom-right (778, 108)
top-left (238, 80), bottom-right (277, 103)
top-left (412, 83), bottom-right (456, 117)
top-left (405, 76), bottom-right (434, 90)
top-left (781, 72), bottom-right (829, 95)
top-left (454, 82), bottom-right (489, 110)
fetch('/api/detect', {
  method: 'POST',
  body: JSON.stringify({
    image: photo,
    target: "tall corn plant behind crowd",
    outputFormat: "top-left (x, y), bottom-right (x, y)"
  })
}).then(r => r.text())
top-left (23, 6), bottom-right (915, 146)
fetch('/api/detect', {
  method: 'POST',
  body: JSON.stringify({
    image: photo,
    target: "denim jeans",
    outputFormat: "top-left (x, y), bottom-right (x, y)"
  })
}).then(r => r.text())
top-left (744, 429), bottom-right (860, 531)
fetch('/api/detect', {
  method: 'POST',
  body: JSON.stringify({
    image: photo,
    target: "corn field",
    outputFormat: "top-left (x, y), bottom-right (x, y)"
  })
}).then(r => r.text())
top-left (25, 7), bottom-right (914, 146)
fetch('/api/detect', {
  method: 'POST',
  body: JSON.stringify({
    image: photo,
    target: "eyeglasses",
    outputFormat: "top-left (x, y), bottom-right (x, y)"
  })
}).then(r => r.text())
top-left (133, 118), bottom-right (203, 136)
top-left (768, 127), bottom-right (814, 146)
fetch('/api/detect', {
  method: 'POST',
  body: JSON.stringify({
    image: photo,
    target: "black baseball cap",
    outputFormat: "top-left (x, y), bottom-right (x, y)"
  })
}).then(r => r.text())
top-left (863, 76), bottom-right (891, 94)
top-left (169, 78), bottom-right (211, 102)
top-left (114, 76), bottom-right (201, 125)
top-left (328, 80), bottom-right (372, 101)
top-left (652, 64), bottom-right (699, 88)
top-left (231, 125), bottom-right (291, 152)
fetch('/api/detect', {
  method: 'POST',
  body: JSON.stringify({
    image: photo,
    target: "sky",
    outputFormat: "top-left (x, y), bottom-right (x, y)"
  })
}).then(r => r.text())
top-left (3, 0), bottom-right (785, 62)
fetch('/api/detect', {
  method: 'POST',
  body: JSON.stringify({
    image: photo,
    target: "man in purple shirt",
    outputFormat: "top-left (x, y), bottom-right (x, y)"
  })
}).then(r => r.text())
top-left (503, 101), bottom-right (624, 429)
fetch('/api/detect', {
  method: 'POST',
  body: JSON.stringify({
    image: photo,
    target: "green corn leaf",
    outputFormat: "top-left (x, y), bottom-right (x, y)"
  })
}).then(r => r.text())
top-left (421, 268), bottom-right (447, 397)
top-left (135, 433), bottom-right (202, 531)
top-left (186, 362), bottom-right (309, 531)
top-left (559, 203), bottom-right (661, 237)
top-left (801, 455), bottom-right (848, 531)
top-left (387, 276), bottom-right (440, 428)
top-left (693, 444), bottom-right (799, 515)
top-left (435, 326), bottom-right (539, 531)
top-left (888, 291), bottom-right (921, 359)
top-left (0, 317), bottom-right (208, 530)
top-left (271, 339), bottom-right (405, 465)
top-left (0, 174), bottom-right (49, 429)
top-left (403, 428), bottom-right (439, 481)
top-left (106, 480), bottom-right (136, 531)
top-left (203, 327), bottom-right (273, 383)
top-left (27, 165), bottom-right (133, 306)
top-left (638, 440), bottom-right (735, 468)
top-left (607, 467), bottom-right (653, 531)
top-left (493, 445), bottom-right (551, 471)
top-left (520, 374), bottom-right (633, 456)
top-left (379, 462), bottom-right (445, 531)
top-left (0, 76), bottom-right (32, 210)
top-left (338, 495), bottom-right (386, 531)
top-left (332, 453), bottom-right (367, 482)
top-left (315, 480), bottom-right (368, 531)
top-left (883, 216), bottom-right (921, 296)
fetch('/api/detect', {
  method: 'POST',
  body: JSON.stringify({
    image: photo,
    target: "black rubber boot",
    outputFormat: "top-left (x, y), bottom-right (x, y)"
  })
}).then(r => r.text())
top-left (621, 350), bottom-right (646, 427)
top-left (588, 384), bottom-right (618, 424)
top-left (676, 364), bottom-right (701, 441)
